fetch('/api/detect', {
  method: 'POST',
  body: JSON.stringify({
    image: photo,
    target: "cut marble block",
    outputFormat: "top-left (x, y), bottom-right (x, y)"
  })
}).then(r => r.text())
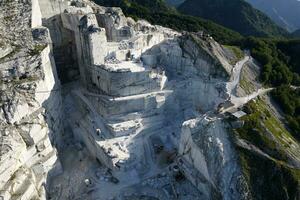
top-left (86, 90), bottom-right (172, 117)
top-left (89, 61), bottom-right (167, 96)
top-left (106, 119), bottom-right (143, 137)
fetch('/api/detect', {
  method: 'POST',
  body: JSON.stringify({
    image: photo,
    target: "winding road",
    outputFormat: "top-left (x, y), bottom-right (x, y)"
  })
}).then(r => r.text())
top-left (226, 55), bottom-right (273, 109)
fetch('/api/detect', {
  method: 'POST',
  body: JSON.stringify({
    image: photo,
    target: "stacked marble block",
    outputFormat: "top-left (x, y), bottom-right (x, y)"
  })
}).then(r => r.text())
top-left (61, 5), bottom-right (171, 171)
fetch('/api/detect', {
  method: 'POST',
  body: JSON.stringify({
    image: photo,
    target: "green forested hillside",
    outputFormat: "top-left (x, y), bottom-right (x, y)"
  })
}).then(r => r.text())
top-left (237, 38), bottom-right (300, 86)
top-left (237, 37), bottom-right (300, 138)
top-left (292, 29), bottom-right (300, 38)
top-left (94, 0), bottom-right (243, 44)
top-left (234, 38), bottom-right (300, 199)
top-left (178, 0), bottom-right (288, 37)
top-left (246, 0), bottom-right (300, 32)
top-left (235, 98), bottom-right (300, 200)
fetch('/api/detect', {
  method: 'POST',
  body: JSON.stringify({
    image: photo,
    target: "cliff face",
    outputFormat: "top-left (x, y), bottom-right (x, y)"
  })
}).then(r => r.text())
top-left (178, 116), bottom-right (251, 200)
top-left (0, 0), bottom-right (273, 200)
top-left (34, 1), bottom-right (252, 199)
top-left (0, 0), bottom-right (63, 199)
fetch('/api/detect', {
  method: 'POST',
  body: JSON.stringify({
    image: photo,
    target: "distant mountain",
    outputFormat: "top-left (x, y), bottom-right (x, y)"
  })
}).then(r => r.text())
top-left (292, 29), bottom-right (300, 38)
top-left (165, 0), bottom-right (185, 7)
top-left (93, 0), bottom-right (243, 44)
top-left (245, 0), bottom-right (300, 32)
top-left (178, 0), bottom-right (288, 37)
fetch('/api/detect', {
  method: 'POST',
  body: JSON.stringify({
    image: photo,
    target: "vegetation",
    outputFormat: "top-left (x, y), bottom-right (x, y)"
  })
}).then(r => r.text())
top-left (272, 86), bottom-right (300, 139)
top-left (178, 0), bottom-right (288, 37)
top-left (94, 0), bottom-right (243, 44)
top-left (238, 148), bottom-right (300, 200)
top-left (235, 98), bottom-right (300, 200)
top-left (245, 0), bottom-right (300, 35)
top-left (236, 38), bottom-right (300, 137)
top-left (11, 75), bottom-right (40, 85)
top-left (277, 40), bottom-right (300, 75)
top-left (291, 29), bottom-right (300, 38)
top-left (239, 73), bottom-right (256, 95)
top-left (238, 99), bottom-right (291, 160)
top-left (223, 45), bottom-right (244, 64)
top-left (29, 44), bottom-right (47, 56)
top-left (237, 38), bottom-right (300, 86)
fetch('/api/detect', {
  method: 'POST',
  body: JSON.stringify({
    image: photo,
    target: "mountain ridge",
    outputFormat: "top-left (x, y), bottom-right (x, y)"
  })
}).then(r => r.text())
top-left (292, 29), bottom-right (300, 38)
top-left (245, 0), bottom-right (300, 32)
top-left (178, 0), bottom-right (288, 37)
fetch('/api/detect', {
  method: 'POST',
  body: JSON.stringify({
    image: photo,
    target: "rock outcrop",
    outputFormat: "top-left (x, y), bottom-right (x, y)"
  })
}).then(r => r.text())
top-left (36, 1), bottom-right (250, 199)
top-left (0, 0), bottom-right (63, 199)
top-left (178, 115), bottom-right (250, 200)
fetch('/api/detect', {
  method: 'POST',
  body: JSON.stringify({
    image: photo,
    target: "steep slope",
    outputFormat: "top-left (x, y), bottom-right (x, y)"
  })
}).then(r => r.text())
top-left (236, 37), bottom-right (300, 139)
top-left (246, 0), bottom-right (300, 32)
top-left (292, 29), bottom-right (300, 38)
top-left (233, 97), bottom-right (300, 200)
top-left (178, 0), bottom-right (288, 37)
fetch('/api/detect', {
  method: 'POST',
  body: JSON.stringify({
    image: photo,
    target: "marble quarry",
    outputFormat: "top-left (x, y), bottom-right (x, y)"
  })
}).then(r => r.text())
top-left (58, 3), bottom-right (177, 172)
top-left (0, 0), bottom-right (257, 199)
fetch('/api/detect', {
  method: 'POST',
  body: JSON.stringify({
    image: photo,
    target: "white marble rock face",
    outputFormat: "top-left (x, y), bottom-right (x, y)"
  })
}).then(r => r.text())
top-left (1, 0), bottom-right (250, 199)
top-left (0, 0), bottom-right (63, 199)
top-left (54, 1), bottom-right (246, 199)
